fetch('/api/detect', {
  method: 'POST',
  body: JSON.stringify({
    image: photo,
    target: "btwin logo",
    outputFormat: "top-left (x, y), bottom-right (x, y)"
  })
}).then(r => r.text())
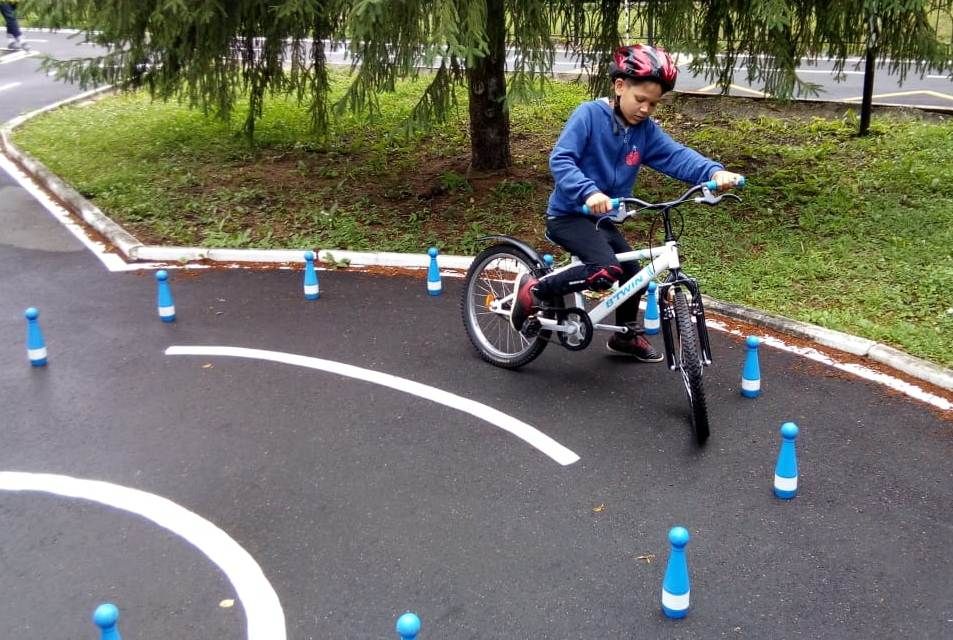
top-left (605, 275), bottom-right (644, 309)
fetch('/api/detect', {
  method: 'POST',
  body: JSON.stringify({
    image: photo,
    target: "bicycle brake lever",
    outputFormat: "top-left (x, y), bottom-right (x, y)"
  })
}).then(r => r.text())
top-left (607, 205), bottom-right (629, 223)
top-left (693, 193), bottom-right (723, 205)
top-left (595, 203), bottom-right (628, 227)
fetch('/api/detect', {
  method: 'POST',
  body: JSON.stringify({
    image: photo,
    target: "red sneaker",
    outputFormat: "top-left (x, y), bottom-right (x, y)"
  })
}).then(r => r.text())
top-left (606, 332), bottom-right (664, 362)
top-left (510, 272), bottom-right (540, 331)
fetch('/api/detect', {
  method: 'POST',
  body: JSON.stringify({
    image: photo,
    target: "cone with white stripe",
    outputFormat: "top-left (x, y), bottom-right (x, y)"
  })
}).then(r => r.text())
top-left (741, 336), bottom-right (761, 398)
top-left (427, 247), bottom-right (442, 296)
top-left (155, 270), bottom-right (175, 322)
top-left (24, 307), bottom-right (48, 367)
top-left (395, 611), bottom-right (421, 640)
top-left (774, 422), bottom-right (799, 500)
top-left (92, 602), bottom-right (121, 640)
top-left (661, 526), bottom-right (691, 619)
top-left (643, 281), bottom-right (660, 335)
top-left (303, 251), bottom-right (320, 300)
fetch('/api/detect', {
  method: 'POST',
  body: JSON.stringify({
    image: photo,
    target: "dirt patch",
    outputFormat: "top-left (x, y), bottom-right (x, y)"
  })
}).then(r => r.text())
top-left (112, 92), bottom-right (948, 256)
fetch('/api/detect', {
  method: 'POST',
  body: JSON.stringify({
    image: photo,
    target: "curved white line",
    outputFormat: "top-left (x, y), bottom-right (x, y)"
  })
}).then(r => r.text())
top-left (0, 471), bottom-right (286, 640)
top-left (165, 345), bottom-right (581, 466)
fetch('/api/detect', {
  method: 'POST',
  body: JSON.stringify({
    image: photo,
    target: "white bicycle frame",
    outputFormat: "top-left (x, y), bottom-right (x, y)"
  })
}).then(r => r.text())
top-left (532, 240), bottom-right (680, 335)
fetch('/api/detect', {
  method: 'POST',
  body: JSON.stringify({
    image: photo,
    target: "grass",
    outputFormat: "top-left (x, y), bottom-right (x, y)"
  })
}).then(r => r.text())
top-left (11, 73), bottom-right (953, 368)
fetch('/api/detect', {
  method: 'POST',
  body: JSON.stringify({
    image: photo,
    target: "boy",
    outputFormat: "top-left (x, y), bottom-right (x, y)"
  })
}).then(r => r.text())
top-left (511, 43), bottom-right (743, 361)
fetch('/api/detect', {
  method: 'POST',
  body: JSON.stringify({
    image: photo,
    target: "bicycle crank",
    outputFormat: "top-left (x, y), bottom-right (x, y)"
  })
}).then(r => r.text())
top-left (556, 307), bottom-right (593, 351)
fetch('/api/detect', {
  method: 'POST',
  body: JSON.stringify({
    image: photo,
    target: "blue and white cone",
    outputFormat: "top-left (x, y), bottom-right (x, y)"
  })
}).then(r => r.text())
top-left (774, 422), bottom-right (799, 499)
top-left (24, 307), bottom-right (48, 367)
top-left (395, 611), bottom-right (421, 640)
top-left (741, 336), bottom-right (761, 398)
top-left (427, 247), bottom-right (442, 296)
top-left (661, 526), bottom-right (691, 619)
top-left (644, 281), bottom-right (660, 335)
top-left (92, 602), bottom-right (122, 640)
top-left (155, 270), bottom-right (175, 322)
top-left (303, 251), bottom-right (320, 300)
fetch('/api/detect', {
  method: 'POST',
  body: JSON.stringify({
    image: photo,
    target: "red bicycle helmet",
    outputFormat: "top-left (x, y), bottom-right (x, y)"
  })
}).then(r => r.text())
top-left (609, 44), bottom-right (678, 93)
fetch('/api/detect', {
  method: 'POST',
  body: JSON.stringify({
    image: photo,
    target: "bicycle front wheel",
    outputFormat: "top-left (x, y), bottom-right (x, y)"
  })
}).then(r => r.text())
top-left (672, 286), bottom-right (710, 445)
top-left (461, 244), bottom-right (547, 369)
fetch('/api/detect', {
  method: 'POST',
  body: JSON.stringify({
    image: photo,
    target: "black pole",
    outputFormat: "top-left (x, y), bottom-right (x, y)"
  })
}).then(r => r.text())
top-left (859, 16), bottom-right (879, 136)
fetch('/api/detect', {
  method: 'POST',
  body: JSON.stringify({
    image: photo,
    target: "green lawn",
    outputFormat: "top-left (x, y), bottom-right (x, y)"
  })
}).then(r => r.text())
top-left (11, 74), bottom-right (953, 367)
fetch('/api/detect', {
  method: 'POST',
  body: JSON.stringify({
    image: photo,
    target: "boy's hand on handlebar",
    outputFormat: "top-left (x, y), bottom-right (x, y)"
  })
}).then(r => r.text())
top-left (710, 171), bottom-right (745, 191)
top-left (584, 192), bottom-right (614, 215)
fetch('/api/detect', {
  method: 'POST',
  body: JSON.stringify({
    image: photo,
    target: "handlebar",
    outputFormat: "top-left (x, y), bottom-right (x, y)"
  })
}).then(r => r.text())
top-left (580, 176), bottom-right (746, 216)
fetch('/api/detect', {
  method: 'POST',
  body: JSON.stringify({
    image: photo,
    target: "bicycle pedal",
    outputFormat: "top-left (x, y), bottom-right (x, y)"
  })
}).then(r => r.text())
top-left (520, 317), bottom-right (542, 339)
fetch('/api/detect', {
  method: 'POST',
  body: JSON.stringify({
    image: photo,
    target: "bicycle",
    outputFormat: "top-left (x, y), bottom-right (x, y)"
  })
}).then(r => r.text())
top-left (460, 179), bottom-right (745, 446)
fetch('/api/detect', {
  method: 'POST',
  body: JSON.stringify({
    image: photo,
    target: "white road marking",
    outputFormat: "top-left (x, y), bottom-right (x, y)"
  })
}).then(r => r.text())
top-left (693, 83), bottom-right (768, 97)
top-left (841, 89), bottom-right (953, 102)
top-left (0, 81), bottom-right (21, 93)
top-left (707, 320), bottom-right (952, 411)
top-left (165, 345), bottom-right (582, 466)
top-left (0, 50), bottom-right (37, 64)
top-left (0, 471), bottom-right (286, 640)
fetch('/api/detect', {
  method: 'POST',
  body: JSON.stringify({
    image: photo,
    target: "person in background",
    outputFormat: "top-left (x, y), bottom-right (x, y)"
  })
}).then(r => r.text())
top-left (1, 1), bottom-right (25, 50)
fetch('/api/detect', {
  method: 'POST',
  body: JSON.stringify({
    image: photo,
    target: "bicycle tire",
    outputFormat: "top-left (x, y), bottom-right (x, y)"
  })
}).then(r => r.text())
top-left (461, 244), bottom-right (547, 369)
top-left (672, 286), bottom-right (710, 445)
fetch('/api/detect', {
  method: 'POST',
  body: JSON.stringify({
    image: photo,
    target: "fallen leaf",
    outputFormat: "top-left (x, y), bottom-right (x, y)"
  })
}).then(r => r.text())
top-left (592, 503), bottom-right (605, 513)
top-left (219, 599), bottom-right (234, 608)
top-left (635, 554), bottom-right (656, 564)
top-left (202, 363), bottom-right (214, 369)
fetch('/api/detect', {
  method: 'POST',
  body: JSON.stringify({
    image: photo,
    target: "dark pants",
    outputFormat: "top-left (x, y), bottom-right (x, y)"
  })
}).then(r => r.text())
top-left (1, 3), bottom-right (21, 39)
top-left (535, 214), bottom-right (642, 327)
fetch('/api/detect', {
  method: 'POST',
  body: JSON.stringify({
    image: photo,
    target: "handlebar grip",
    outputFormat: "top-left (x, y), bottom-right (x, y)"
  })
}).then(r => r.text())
top-left (581, 197), bottom-right (621, 215)
top-left (704, 176), bottom-right (747, 191)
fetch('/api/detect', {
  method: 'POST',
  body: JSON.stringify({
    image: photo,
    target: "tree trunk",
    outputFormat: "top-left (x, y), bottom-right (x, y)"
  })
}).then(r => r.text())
top-left (467, 0), bottom-right (510, 171)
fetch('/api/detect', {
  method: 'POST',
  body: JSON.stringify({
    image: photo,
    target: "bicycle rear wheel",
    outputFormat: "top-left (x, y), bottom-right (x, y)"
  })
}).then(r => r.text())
top-left (671, 286), bottom-right (710, 445)
top-left (461, 244), bottom-right (547, 369)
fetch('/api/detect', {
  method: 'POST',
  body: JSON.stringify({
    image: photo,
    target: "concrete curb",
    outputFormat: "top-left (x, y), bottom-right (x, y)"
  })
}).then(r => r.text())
top-left (704, 297), bottom-right (953, 392)
top-left (3, 85), bottom-right (951, 395)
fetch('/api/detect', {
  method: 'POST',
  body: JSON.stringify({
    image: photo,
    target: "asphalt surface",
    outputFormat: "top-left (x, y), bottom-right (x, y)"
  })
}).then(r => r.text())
top-left (2, 31), bottom-right (953, 640)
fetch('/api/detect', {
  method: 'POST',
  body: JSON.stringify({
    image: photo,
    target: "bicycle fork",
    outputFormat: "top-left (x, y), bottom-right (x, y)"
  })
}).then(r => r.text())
top-left (658, 279), bottom-right (714, 370)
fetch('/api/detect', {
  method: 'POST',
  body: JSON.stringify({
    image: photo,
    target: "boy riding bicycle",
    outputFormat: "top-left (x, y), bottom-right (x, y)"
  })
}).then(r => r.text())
top-left (511, 44), bottom-right (743, 362)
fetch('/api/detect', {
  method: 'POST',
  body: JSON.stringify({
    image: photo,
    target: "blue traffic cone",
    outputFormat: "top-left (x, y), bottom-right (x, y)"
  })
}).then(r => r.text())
top-left (155, 270), bottom-right (175, 322)
top-left (92, 603), bottom-right (122, 640)
top-left (396, 611), bottom-right (421, 639)
top-left (303, 251), bottom-right (320, 300)
top-left (661, 526), bottom-right (691, 619)
top-left (644, 281), bottom-right (660, 335)
top-left (774, 422), bottom-right (799, 499)
top-left (741, 336), bottom-right (761, 398)
top-left (427, 247), bottom-right (442, 296)
top-left (24, 307), bottom-right (48, 367)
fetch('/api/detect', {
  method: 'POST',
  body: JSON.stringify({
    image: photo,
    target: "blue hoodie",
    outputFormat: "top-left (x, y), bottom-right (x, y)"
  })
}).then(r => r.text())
top-left (547, 98), bottom-right (724, 217)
